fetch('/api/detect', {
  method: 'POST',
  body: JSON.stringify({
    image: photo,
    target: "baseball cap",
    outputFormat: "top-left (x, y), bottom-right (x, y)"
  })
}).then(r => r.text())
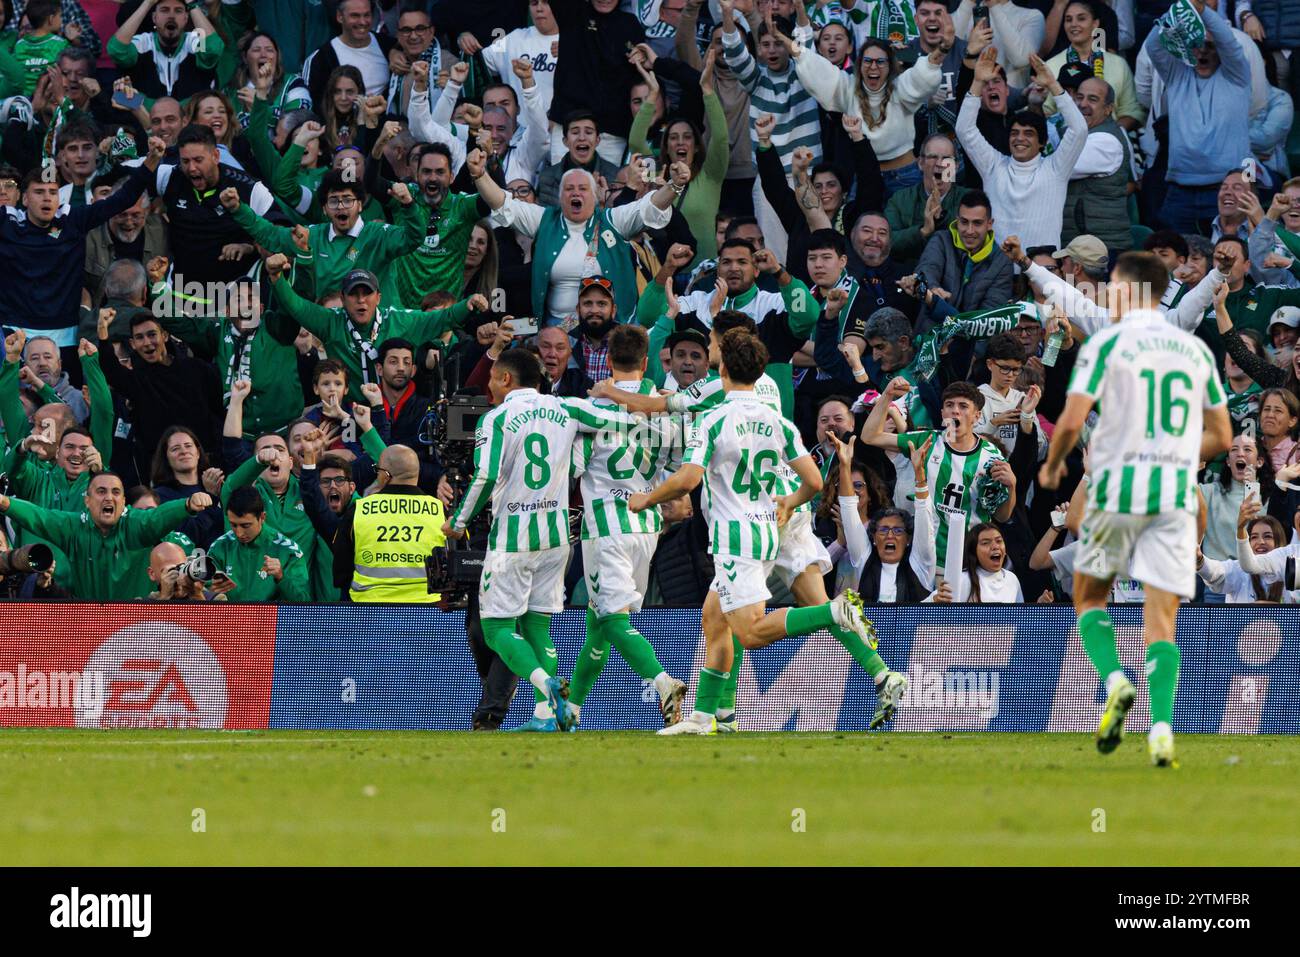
top-left (666, 328), bottom-right (709, 352)
top-left (578, 275), bottom-right (615, 300)
top-left (341, 269), bottom-right (379, 295)
top-left (1052, 235), bottom-right (1108, 272)
top-left (1269, 306), bottom-right (1300, 330)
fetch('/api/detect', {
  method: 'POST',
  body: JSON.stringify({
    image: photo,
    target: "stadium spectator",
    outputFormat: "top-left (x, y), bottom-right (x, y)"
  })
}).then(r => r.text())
top-left (954, 0), bottom-right (1045, 89)
top-left (831, 432), bottom-right (936, 601)
top-left (931, 522), bottom-right (1025, 602)
top-left (1146, 0), bottom-right (1252, 233)
top-left (885, 133), bottom-right (969, 268)
top-left (0, 472), bottom-right (211, 599)
top-left (1196, 496), bottom-right (1300, 600)
top-left (958, 49), bottom-right (1087, 248)
top-left (109, 0), bottom-right (222, 103)
top-left (301, 0), bottom-right (394, 102)
top-left (473, 147), bottom-right (684, 326)
top-left (913, 189), bottom-right (1015, 330)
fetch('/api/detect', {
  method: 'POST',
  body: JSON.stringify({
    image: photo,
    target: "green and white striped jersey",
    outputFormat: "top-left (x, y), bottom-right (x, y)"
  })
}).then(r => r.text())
top-left (896, 428), bottom-right (1007, 557)
top-left (572, 378), bottom-right (686, 541)
top-left (1069, 309), bottom-right (1227, 515)
top-left (684, 391), bottom-right (810, 561)
top-left (450, 388), bottom-right (632, 552)
top-left (668, 370), bottom-right (810, 512)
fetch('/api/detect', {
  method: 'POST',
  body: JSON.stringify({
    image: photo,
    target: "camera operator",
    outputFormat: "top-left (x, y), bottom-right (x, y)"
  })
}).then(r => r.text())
top-left (0, 529), bottom-right (65, 599)
top-left (144, 541), bottom-right (223, 602)
top-left (333, 444), bottom-right (446, 602)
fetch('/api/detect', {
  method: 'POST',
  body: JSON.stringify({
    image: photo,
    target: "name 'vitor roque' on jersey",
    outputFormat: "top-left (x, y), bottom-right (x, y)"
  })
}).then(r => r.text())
top-left (450, 388), bottom-right (639, 552)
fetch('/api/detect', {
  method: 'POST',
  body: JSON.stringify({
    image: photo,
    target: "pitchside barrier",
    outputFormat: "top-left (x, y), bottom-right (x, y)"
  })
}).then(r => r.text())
top-left (0, 604), bottom-right (1295, 733)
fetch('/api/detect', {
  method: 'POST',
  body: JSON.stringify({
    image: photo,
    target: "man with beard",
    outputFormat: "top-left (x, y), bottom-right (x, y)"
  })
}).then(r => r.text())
top-left (222, 170), bottom-right (423, 303)
top-left (96, 308), bottom-right (224, 474)
top-left (299, 449), bottom-right (358, 543)
top-left (373, 337), bottom-right (444, 494)
top-left (20, 336), bottom-right (88, 424)
top-left (83, 166), bottom-right (169, 293)
top-left (0, 472), bottom-right (212, 600)
top-left (109, 0), bottom-right (223, 102)
top-left (571, 275), bottom-right (619, 383)
top-left (149, 124), bottom-right (274, 285)
top-left (266, 255), bottom-right (490, 404)
top-left (375, 142), bottom-right (491, 310)
top-left (845, 211), bottom-right (918, 323)
top-left (155, 272), bottom-right (303, 438)
top-left (636, 237), bottom-right (818, 416)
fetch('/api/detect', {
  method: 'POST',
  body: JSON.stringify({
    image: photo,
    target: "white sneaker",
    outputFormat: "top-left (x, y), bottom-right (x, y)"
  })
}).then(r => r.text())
top-left (870, 671), bottom-right (908, 730)
top-left (659, 678), bottom-right (688, 726)
top-left (656, 713), bottom-right (717, 736)
top-left (830, 589), bottom-right (877, 649)
top-left (1148, 728), bottom-right (1178, 768)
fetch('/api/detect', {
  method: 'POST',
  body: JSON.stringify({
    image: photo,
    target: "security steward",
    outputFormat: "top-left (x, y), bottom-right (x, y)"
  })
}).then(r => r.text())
top-left (333, 445), bottom-right (446, 602)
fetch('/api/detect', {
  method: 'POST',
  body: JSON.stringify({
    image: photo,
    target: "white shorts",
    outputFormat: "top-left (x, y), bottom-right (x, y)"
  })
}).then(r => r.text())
top-left (1077, 508), bottom-right (1197, 599)
top-left (711, 555), bottom-right (775, 613)
top-left (771, 511), bottom-right (833, 587)
top-left (479, 546), bottom-right (571, 619)
top-left (581, 533), bottom-right (657, 616)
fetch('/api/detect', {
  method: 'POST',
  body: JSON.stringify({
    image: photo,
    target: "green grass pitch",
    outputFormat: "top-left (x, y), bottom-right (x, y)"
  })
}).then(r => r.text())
top-left (1, 730), bottom-right (1297, 866)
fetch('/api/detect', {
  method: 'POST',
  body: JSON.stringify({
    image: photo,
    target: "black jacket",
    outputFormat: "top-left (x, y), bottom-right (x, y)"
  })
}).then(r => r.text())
top-left (548, 0), bottom-right (646, 139)
top-left (97, 337), bottom-right (225, 473)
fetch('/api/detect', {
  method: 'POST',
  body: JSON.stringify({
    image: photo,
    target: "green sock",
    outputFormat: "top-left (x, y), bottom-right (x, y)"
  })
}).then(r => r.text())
top-left (784, 603), bottom-right (835, 636)
top-left (1079, 608), bottom-right (1124, 681)
top-left (718, 638), bottom-right (742, 713)
top-left (518, 611), bottom-right (556, 677)
top-left (482, 616), bottom-right (542, 681)
top-left (601, 612), bottom-right (666, 680)
top-left (1145, 640), bottom-right (1181, 726)
top-left (695, 667), bottom-right (727, 716)
top-left (830, 624), bottom-right (887, 677)
top-left (569, 608), bottom-right (611, 706)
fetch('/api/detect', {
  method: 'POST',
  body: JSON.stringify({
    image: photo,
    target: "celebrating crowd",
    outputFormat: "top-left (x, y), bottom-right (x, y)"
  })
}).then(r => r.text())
top-left (2, 0), bottom-right (1300, 608)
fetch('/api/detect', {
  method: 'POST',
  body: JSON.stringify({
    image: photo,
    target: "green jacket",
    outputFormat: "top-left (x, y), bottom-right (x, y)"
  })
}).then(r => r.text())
top-left (389, 190), bottom-right (487, 309)
top-left (884, 182), bottom-right (970, 266)
top-left (269, 275), bottom-right (472, 404)
top-left (1, 351), bottom-right (115, 586)
top-left (273, 143), bottom-right (390, 226)
top-left (231, 198), bottom-right (424, 303)
top-left (156, 307), bottom-right (303, 438)
top-left (207, 524), bottom-right (311, 601)
top-left (1, 498), bottom-right (191, 599)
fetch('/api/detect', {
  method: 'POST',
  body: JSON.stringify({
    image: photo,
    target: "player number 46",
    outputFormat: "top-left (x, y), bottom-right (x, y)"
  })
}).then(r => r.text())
top-left (731, 449), bottom-right (779, 501)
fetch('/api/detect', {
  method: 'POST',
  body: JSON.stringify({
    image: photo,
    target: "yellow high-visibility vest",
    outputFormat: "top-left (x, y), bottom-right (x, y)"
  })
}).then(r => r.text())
top-left (350, 492), bottom-right (445, 603)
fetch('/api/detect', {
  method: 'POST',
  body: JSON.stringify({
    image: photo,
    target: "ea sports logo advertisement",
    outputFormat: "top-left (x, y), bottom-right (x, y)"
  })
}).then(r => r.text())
top-left (0, 606), bottom-right (275, 729)
top-left (80, 624), bottom-right (229, 729)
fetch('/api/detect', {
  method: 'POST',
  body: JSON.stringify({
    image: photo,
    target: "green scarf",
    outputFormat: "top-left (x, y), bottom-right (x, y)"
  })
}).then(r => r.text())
top-left (1156, 0), bottom-right (1206, 68)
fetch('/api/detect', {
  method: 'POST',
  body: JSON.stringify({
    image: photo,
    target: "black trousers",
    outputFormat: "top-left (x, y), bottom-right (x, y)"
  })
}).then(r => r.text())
top-left (464, 590), bottom-right (519, 729)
